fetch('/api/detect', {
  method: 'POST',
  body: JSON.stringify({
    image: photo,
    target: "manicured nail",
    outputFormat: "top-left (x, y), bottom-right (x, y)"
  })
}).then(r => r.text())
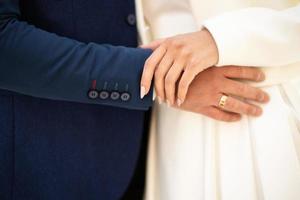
top-left (177, 99), bottom-right (182, 107)
top-left (140, 86), bottom-right (146, 99)
top-left (166, 100), bottom-right (171, 107)
top-left (257, 73), bottom-right (261, 81)
top-left (258, 94), bottom-right (265, 102)
top-left (157, 96), bottom-right (163, 104)
top-left (259, 93), bottom-right (269, 103)
top-left (252, 108), bottom-right (262, 116)
top-left (256, 108), bottom-right (263, 116)
top-left (264, 94), bottom-right (270, 102)
top-left (259, 72), bottom-right (265, 81)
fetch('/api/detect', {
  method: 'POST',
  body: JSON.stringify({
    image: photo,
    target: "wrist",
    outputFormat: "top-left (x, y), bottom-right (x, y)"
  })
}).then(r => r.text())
top-left (201, 28), bottom-right (219, 67)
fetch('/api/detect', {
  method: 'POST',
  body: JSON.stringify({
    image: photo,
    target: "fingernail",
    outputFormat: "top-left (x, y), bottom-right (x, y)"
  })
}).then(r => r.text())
top-left (264, 94), bottom-right (270, 102)
top-left (252, 108), bottom-right (258, 116)
top-left (259, 93), bottom-right (270, 103)
top-left (257, 72), bottom-right (266, 81)
top-left (253, 108), bottom-right (262, 116)
top-left (259, 94), bottom-right (265, 102)
top-left (140, 86), bottom-right (146, 99)
top-left (177, 99), bottom-right (182, 107)
top-left (257, 73), bottom-right (262, 81)
top-left (257, 108), bottom-right (263, 116)
top-left (259, 72), bottom-right (266, 81)
top-left (157, 96), bottom-right (163, 104)
top-left (166, 100), bottom-right (171, 107)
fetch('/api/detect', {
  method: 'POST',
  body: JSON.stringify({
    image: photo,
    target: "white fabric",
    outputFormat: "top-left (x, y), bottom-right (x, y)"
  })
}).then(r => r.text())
top-left (202, 5), bottom-right (300, 67)
top-left (135, 0), bottom-right (300, 199)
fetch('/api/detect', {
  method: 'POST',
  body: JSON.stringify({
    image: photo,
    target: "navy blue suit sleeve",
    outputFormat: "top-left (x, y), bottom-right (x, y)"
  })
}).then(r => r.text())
top-left (0, 0), bottom-right (153, 110)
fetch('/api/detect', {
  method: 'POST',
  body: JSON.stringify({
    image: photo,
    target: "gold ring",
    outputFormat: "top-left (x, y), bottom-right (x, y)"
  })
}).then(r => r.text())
top-left (218, 94), bottom-right (228, 109)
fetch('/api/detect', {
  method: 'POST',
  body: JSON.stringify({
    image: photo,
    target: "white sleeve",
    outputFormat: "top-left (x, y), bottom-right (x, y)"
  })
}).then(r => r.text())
top-left (202, 4), bottom-right (300, 67)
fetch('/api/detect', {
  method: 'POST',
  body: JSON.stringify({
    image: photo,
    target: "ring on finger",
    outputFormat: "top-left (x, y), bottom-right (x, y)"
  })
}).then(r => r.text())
top-left (218, 94), bottom-right (229, 109)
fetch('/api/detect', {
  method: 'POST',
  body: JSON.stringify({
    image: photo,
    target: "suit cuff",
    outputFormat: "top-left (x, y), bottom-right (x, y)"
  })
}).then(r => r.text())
top-left (85, 47), bottom-right (154, 111)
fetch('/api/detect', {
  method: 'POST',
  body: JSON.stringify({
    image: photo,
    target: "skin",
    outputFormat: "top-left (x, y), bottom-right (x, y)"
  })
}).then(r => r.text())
top-left (173, 66), bottom-right (269, 122)
top-left (140, 30), bottom-right (270, 120)
top-left (140, 29), bottom-right (219, 106)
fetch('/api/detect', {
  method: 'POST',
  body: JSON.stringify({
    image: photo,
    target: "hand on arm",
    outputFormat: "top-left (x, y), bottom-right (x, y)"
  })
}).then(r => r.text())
top-left (140, 29), bottom-right (219, 106)
top-left (139, 32), bottom-right (269, 121)
top-left (140, 3), bottom-right (300, 108)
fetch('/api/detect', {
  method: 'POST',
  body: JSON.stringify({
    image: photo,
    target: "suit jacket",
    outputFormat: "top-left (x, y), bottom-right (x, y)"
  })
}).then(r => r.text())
top-left (0, 0), bottom-right (153, 199)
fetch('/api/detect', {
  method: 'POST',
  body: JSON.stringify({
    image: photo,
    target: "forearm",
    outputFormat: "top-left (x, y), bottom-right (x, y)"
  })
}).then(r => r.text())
top-left (0, 0), bottom-right (153, 110)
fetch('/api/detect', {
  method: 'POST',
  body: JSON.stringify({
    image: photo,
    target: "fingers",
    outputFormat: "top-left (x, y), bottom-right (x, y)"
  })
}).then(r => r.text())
top-left (154, 51), bottom-right (175, 103)
top-left (140, 39), bottom-right (166, 50)
top-left (222, 66), bottom-right (265, 82)
top-left (140, 45), bottom-right (166, 98)
top-left (177, 67), bottom-right (198, 105)
top-left (215, 94), bottom-right (263, 116)
top-left (223, 79), bottom-right (269, 103)
top-left (202, 106), bottom-right (241, 122)
top-left (164, 59), bottom-right (185, 106)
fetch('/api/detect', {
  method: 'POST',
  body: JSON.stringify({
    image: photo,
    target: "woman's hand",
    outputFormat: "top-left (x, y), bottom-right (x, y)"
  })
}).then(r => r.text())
top-left (140, 29), bottom-right (219, 106)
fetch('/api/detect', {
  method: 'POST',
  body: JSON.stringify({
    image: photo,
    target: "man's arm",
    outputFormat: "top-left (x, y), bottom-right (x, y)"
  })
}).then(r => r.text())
top-left (203, 4), bottom-right (300, 67)
top-left (0, 0), bottom-right (153, 110)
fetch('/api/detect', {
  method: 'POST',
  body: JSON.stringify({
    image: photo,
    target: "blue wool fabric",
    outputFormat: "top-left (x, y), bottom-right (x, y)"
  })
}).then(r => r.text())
top-left (0, 0), bottom-right (152, 199)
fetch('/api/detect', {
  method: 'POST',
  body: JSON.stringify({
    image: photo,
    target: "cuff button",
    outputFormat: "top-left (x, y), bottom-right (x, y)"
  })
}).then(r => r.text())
top-left (88, 90), bottom-right (99, 99)
top-left (121, 93), bottom-right (131, 102)
top-left (110, 91), bottom-right (120, 100)
top-left (126, 14), bottom-right (136, 26)
top-left (99, 91), bottom-right (110, 100)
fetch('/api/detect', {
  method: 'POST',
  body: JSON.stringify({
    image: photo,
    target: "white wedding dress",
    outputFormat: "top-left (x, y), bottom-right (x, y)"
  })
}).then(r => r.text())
top-left (135, 0), bottom-right (300, 200)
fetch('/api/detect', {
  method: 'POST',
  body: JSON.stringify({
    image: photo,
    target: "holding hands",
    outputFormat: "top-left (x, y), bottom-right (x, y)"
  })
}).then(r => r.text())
top-left (140, 29), bottom-right (270, 121)
top-left (140, 29), bottom-right (219, 106)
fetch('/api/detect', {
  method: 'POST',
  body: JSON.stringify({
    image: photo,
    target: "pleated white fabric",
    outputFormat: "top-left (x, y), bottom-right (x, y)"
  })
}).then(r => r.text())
top-left (137, 0), bottom-right (300, 199)
top-left (146, 86), bottom-right (300, 200)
